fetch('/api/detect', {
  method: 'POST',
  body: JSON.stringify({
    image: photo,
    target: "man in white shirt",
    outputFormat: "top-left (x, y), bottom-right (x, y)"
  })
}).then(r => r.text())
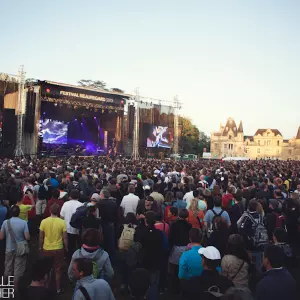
top-left (60, 189), bottom-right (83, 260)
top-left (183, 190), bottom-right (194, 205)
top-left (294, 184), bottom-right (300, 194)
top-left (120, 185), bottom-right (140, 217)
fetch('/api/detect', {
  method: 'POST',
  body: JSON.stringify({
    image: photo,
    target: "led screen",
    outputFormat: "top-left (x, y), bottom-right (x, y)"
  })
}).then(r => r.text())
top-left (146, 126), bottom-right (173, 148)
top-left (41, 119), bottom-right (68, 144)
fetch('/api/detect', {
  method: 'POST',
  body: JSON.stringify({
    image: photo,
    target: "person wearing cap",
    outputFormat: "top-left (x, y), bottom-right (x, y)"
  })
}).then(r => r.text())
top-left (182, 246), bottom-right (233, 299)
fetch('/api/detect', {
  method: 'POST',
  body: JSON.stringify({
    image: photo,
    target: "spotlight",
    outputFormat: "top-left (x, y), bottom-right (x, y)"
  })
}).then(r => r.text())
top-left (75, 119), bottom-right (77, 121)
top-left (43, 112), bottom-right (46, 115)
top-left (121, 100), bottom-right (124, 104)
top-left (94, 117), bottom-right (96, 120)
top-left (46, 88), bottom-right (50, 93)
top-left (81, 122), bottom-right (83, 125)
top-left (54, 103), bottom-right (58, 107)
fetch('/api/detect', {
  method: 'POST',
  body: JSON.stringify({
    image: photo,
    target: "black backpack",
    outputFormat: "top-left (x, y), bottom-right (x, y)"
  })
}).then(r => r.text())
top-left (70, 204), bottom-right (88, 229)
top-left (38, 184), bottom-right (48, 200)
top-left (211, 209), bottom-right (224, 230)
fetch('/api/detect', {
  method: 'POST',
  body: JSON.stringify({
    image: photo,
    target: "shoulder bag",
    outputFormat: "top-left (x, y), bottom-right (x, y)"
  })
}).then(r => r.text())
top-left (7, 220), bottom-right (29, 256)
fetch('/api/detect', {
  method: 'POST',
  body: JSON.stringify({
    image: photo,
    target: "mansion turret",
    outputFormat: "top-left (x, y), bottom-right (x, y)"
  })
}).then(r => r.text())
top-left (210, 118), bottom-right (300, 160)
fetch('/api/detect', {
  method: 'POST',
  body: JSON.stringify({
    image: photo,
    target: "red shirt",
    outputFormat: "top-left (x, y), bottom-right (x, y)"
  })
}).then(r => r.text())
top-left (222, 194), bottom-right (233, 209)
top-left (43, 198), bottom-right (64, 218)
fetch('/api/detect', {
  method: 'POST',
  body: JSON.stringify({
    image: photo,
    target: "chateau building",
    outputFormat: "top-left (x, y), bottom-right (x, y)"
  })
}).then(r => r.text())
top-left (210, 118), bottom-right (300, 160)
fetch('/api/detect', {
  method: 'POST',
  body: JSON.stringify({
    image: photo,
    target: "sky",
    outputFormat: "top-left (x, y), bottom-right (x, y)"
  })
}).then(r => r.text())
top-left (1, 0), bottom-right (300, 138)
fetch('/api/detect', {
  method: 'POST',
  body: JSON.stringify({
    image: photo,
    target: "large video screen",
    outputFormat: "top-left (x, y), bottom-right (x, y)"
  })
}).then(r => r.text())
top-left (41, 119), bottom-right (68, 144)
top-left (146, 126), bottom-right (173, 148)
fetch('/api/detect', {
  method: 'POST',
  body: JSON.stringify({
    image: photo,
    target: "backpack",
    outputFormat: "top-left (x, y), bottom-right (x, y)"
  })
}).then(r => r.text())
top-left (118, 224), bottom-right (135, 251)
top-left (274, 212), bottom-right (286, 229)
top-left (211, 209), bottom-right (224, 230)
top-left (79, 252), bottom-right (100, 279)
top-left (70, 205), bottom-right (88, 229)
top-left (204, 286), bottom-right (224, 299)
top-left (38, 184), bottom-right (48, 200)
top-left (245, 213), bottom-right (268, 249)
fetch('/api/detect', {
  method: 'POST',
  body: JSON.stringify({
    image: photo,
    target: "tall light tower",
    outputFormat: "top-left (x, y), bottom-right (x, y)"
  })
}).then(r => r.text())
top-left (14, 65), bottom-right (25, 157)
top-left (131, 88), bottom-right (140, 160)
top-left (173, 95), bottom-right (179, 155)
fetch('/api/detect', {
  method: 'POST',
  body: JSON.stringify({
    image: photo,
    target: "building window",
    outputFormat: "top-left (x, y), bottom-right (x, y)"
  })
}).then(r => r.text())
top-left (229, 135), bottom-right (232, 140)
top-left (258, 140), bottom-right (260, 145)
top-left (257, 148), bottom-right (260, 154)
top-left (277, 140), bottom-right (280, 146)
top-left (267, 140), bottom-right (271, 146)
top-left (288, 150), bottom-right (292, 155)
top-left (276, 149), bottom-right (280, 155)
top-left (224, 144), bottom-right (227, 149)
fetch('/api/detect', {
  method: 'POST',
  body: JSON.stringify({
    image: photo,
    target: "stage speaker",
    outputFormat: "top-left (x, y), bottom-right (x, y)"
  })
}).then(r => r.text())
top-left (0, 109), bottom-right (17, 156)
top-left (24, 89), bottom-right (36, 133)
top-left (128, 104), bottom-right (135, 139)
top-left (2, 109), bottom-right (17, 145)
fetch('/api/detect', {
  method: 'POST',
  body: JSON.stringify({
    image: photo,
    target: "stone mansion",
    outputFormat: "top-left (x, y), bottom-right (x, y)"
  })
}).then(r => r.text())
top-left (210, 118), bottom-right (300, 160)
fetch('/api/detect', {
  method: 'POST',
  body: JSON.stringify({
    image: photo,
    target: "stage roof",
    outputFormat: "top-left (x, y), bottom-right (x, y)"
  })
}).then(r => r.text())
top-left (39, 80), bottom-right (132, 98)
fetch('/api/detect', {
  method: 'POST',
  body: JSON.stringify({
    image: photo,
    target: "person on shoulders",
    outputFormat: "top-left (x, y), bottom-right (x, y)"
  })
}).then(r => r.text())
top-left (72, 258), bottom-right (115, 300)
top-left (255, 245), bottom-right (297, 300)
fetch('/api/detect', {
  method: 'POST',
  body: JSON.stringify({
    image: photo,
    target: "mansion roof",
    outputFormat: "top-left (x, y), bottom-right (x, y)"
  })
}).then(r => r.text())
top-left (254, 129), bottom-right (282, 136)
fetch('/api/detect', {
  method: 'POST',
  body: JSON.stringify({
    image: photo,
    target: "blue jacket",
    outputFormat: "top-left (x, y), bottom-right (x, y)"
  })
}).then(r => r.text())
top-left (73, 275), bottom-right (115, 300)
top-left (68, 247), bottom-right (114, 284)
top-left (255, 268), bottom-right (297, 300)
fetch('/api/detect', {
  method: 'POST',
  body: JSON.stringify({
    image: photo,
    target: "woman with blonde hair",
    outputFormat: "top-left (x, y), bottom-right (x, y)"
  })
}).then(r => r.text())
top-left (187, 198), bottom-right (204, 229)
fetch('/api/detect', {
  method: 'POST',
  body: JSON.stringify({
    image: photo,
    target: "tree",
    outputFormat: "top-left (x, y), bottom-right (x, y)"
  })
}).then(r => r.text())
top-left (77, 79), bottom-right (107, 90)
top-left (199, 133), bottom-right (211, 155)
top-left (179, 117), bottom-right (201, 155)
top-left (111, 88), bottom-right (124, 93)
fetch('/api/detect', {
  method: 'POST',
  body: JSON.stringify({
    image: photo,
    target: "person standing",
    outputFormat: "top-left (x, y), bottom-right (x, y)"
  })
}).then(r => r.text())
top-left (134, 211), bottom-right (164, 300)
top-left (60, 189), bottom-right (83, 259)
top-left (0, 199), bottom-right (8, 276)
top-left (0, 205), bottom-right (30, 288)
top-left (43, 189), bottom-right (64, 218)
top-left (40, 203), bottom-right (68, 294)
top-left (17, 190), bottom-right (35, 223)
top-left (98, 189), bottom-right (118, 261)
top-left (120, 185), bottom-right (140, 217)
top-left (72, 258), bottom-right (115, 300)
top-left (255, 245), bottom-right (297, 300)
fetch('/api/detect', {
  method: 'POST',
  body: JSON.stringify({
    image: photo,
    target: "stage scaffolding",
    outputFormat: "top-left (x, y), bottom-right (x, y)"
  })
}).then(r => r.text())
top-left (130, 91), bottom-right (182, 160)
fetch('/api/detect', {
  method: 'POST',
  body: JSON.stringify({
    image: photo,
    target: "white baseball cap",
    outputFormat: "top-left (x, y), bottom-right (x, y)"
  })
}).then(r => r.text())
top-left (198, 246), bottom-right (221, 260)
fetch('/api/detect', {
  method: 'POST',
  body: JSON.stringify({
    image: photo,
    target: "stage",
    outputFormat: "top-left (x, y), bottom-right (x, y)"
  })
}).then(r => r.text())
top-left (23, 80), bottom-right (131, 156)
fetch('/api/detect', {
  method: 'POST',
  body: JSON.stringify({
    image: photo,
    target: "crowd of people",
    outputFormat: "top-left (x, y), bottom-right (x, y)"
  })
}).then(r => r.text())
top-left (0, 156), bottom-right (300, 300)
